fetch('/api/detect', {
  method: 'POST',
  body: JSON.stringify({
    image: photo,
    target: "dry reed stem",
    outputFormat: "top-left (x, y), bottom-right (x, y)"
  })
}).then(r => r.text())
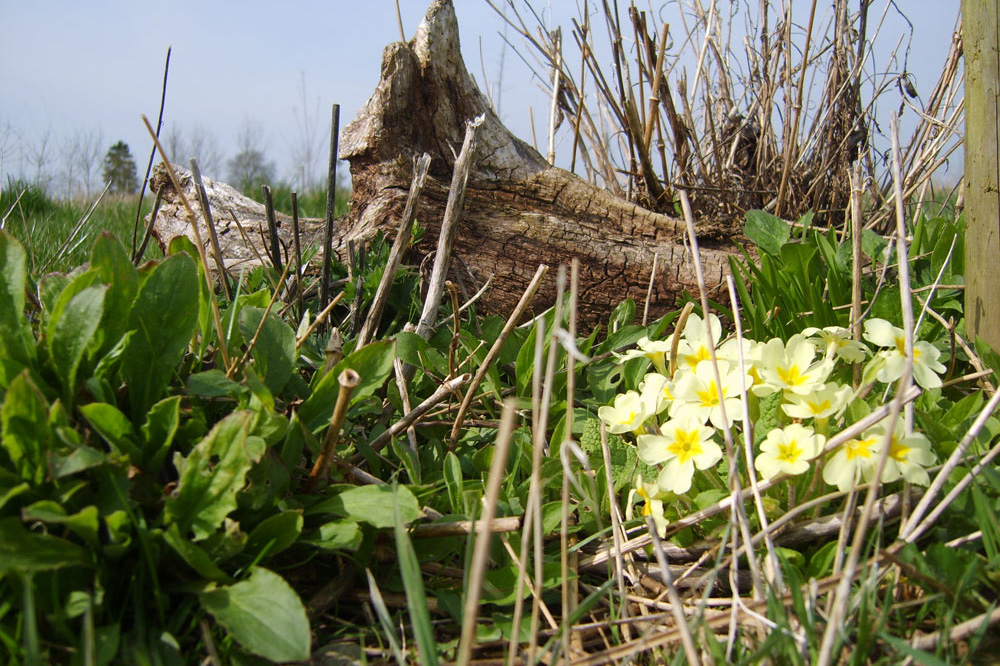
top-left (456, 399), bottom-right (517, 666)
top-left (303, 369), bottom-right (361, 493)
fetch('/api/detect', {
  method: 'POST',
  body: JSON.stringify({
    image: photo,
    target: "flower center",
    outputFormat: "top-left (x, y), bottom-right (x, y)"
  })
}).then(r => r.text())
top-left (845, 438), bottom-right (875, 460)
top-left (889, 437), bottom-right (910, 462)
top-left (668, 429), bottom-right (704, 464)
top-left (777, 364), bottom-right (805, 386)
top-left (696, 380), bottom-right (721, 408)
top-left (807, 399), bottom-right (832, 414)
top-left (777, 440), bottom-right (804, 464)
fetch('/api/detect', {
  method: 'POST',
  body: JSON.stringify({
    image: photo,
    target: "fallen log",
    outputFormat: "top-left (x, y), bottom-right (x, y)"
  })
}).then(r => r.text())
top-left (147, 0), bottom-right (742, 325)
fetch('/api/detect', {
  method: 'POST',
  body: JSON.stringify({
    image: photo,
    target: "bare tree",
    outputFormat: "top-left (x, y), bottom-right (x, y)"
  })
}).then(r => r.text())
top-left (165, 122), bottom-right (224, 177)
top-left (26, 129), bottom-right (55, 192)
top-left (61, 128), bottom-right (104, 199)
top-left (290, 72), bottom-right (327, 190)
top-left (227, 118), bottom-right (275, 192)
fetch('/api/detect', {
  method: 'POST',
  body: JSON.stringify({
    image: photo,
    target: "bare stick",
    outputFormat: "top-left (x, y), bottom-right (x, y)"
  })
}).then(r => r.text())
top-left (456, 400), bottom-right (517, 666)
top-left (363, 373), bottom-right (471, 456)
top-left (357, 153), bottom-right (431, 346)
top-left (133, 46), bottom-right (171, 260)
top-left (190, 158), bottom-right (232, 300)
top-left (320, 104), bottom-right (341, 320)
top-left (414, 115), bottom-right (485, 341)
top-left (411, 516), bottom-right (520, 539)
top-left (304, 369), bottom-right (361, 493)
top-left (291, 192), bottom-right (304, 322)
top-left (448, 263), bottom-right (548, 448)
top-left (260, 185), bottom-right (282, 273)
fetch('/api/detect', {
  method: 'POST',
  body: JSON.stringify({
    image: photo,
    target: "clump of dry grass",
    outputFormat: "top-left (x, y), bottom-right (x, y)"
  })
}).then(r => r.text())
top-left (487, 0), bottom-right (963, 230)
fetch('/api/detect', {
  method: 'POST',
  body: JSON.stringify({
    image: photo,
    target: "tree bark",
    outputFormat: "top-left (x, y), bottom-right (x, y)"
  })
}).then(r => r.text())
top-left (148, 0), bottom-right (741, 325)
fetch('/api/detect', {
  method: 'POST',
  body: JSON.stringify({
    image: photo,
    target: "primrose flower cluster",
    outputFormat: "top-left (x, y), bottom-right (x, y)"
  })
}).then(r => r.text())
top-left (600, 314), bottom-right (945, 530)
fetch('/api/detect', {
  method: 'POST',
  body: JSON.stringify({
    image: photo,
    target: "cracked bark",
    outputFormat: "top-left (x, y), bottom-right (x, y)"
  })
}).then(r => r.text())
top-left (147, 0), bottom-right (740, 325)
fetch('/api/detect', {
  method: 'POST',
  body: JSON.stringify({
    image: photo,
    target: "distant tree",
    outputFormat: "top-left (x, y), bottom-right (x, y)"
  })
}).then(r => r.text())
top-left (61, 128), bottom-right (103, 198)
top-left (291, 72), bottom-right (328, 189)
top-left (227, 119), bottom-right (275, 192)
top-left (165, 122), bottom-right (224, 177)
top-left (103, 140), bottom-right (139, 195)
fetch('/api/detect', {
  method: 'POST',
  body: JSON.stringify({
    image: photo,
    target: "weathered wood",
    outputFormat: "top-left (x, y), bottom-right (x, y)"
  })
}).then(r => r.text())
top-left (964, 1), bottom-right (999, 352)
top-left (148, 0), bottom-right (740, 324)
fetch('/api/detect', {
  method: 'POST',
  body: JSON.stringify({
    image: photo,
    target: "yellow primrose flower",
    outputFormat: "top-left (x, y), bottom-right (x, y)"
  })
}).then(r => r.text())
top-left (802, 325), bottom-right (868, 364)
top-left (617, 336), bottom-right (674, 375)
top-left (637, 417), bottom-right (721, 495)
top-left (781, 382), bottom-right (852, 421)
top-left (862, 319), bottom-right (946, 389)
top-left (675, 313), bottom-right (724, 372)
top-left (639, 372), bottom-right (674, 414)
top-left (864, 419), bottom-right (935, 486)
top-left (822, 433), bottom-right (880, 492)
top-left (753, 334), bottom-right (833, 397)
top-left (626, 473), bottom-right (669, 536)
top-left (597, 390), bottom-right (652, 435)
top-left (668, 360), bottom-right (750, 429)
top-left (754, 423), bottom-right (825, 479)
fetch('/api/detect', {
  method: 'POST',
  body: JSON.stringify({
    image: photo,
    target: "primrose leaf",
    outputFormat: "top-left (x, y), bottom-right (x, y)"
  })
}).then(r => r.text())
top-left (199, 567), bottom-right (311, 663)
top-left (2, 371), bottom-right (52, 484)
top-left (745, 210), bottom-right (790, 256)
top-left (121, 252), bottom-right (199, 422)
top-left (48, 284), bottom-right (106, 405)
top-left (166, 411), bottom-right (265, 540)
top-left (239, 306), bottom-right (297, 396)
top-left (299, 339), bottom-right (396, 432)
top-left (0, 516), bottom-right (90, 573)
top-left (0, 232), bottom-right (35, 372)
top-left (308, 484), bottom-right (421, 529)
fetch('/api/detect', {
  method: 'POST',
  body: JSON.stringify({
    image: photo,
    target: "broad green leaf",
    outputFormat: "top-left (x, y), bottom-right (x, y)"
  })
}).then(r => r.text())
top-left (79, 402), bottom-right (141, 461)
top-left (167, 234), bottom-right (214, 353)
top-left (48, 445), bottom-right (106, 478)
top-left (21, 500), bottom-right (100, 549)
top-left (239, 306), bottom-right (297, 396)
top-left (141, 395), bottom-right (182, 472)
top-left (745, 209), bottom-right (790, 256)
top-left (166, 411), bottom-right (265, 540)
top-left (121, 252), bottom-right (199, 421)
top-left (162, 524), bottom-right (234, 583)
top-left (299, 339), bottom-right (396, 432)
top-left (303, 520), bottom-right (362, 551)
top-left (244, 510), bottom-right (303, 559)
top-left (199, 567), bottom-right (310, 663)
top-left (0, 232), bottom-right (35, 371)
top-left (187, 369), bottom-right (246, 398)
top-left (90, 232), bottom-right (138, 357)
top-left (2, 372), bottom-right (52, 484)
top-left (48, 284), bottom-right (106, 405)
top-left (0, 516), bottom-right (90, 573)
top-left (393, 486), bottom-right (439, 666)
top-left (308, 484), bottom-right (421, 529)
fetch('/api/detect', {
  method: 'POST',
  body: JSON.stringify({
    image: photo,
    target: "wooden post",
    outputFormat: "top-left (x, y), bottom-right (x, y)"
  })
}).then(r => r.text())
top-left (964, 1), bottom-right (1000, 351)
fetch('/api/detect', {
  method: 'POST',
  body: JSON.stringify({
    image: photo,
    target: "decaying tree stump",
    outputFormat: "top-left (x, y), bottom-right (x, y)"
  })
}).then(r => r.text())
top-left (148, 0), bottom-right (741, 324)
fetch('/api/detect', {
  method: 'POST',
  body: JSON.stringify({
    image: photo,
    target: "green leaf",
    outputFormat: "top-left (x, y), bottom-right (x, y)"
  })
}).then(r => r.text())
top-left (299, 339), bottom-right (396, 432)
top-left (120, 252), bottom-right (200, 421)
top-left (162, 524), bottom-right (234, 583)
top-left (244, 511), bottom-right (303, 559)
top-left (199, 567), bottom-right (311, 663)
top-left (2, 371), bottom-right (52, 484)
top-left (21, 500), bottom-right (100, 549)
top-left (89, 232), bottom-right (138, 358)
top-left (0, 516), bottom-right (90, 573)
top-left (187, 369), bottom-right (246, 398)
top-left (48, 445), bottom-right (106, 478)
top-left (79, 402), bottom-right (141, 461)
top-left (48, 284), bottom-right (106, 405)
top-left (0, 232), bottom-right (36, 371)
top-left (308, 484), bottom-right (421, 529)
top-left (141, 395), bottom-right (182, 472)
top-left (166, 411), bottom-right (265, 540)
top-left (745, 210), bottom-right (790, 256)
top-left (304, 520), bottom-right (362, 551)
top-left (443, 451), bottom-right (464, 515)
top-left (239, 306), bottom-right (297, 396)
top-left (393, 485), bottom-right (439, 666)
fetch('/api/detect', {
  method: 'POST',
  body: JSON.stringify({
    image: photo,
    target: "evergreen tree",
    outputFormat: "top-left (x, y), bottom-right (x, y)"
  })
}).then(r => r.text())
top-left (102, 140), bottom-right (138, 195)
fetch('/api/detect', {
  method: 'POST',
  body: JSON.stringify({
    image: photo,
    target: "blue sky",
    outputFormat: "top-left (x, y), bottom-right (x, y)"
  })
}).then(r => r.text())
top-left (0, 1), bottom-right (962, 194)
